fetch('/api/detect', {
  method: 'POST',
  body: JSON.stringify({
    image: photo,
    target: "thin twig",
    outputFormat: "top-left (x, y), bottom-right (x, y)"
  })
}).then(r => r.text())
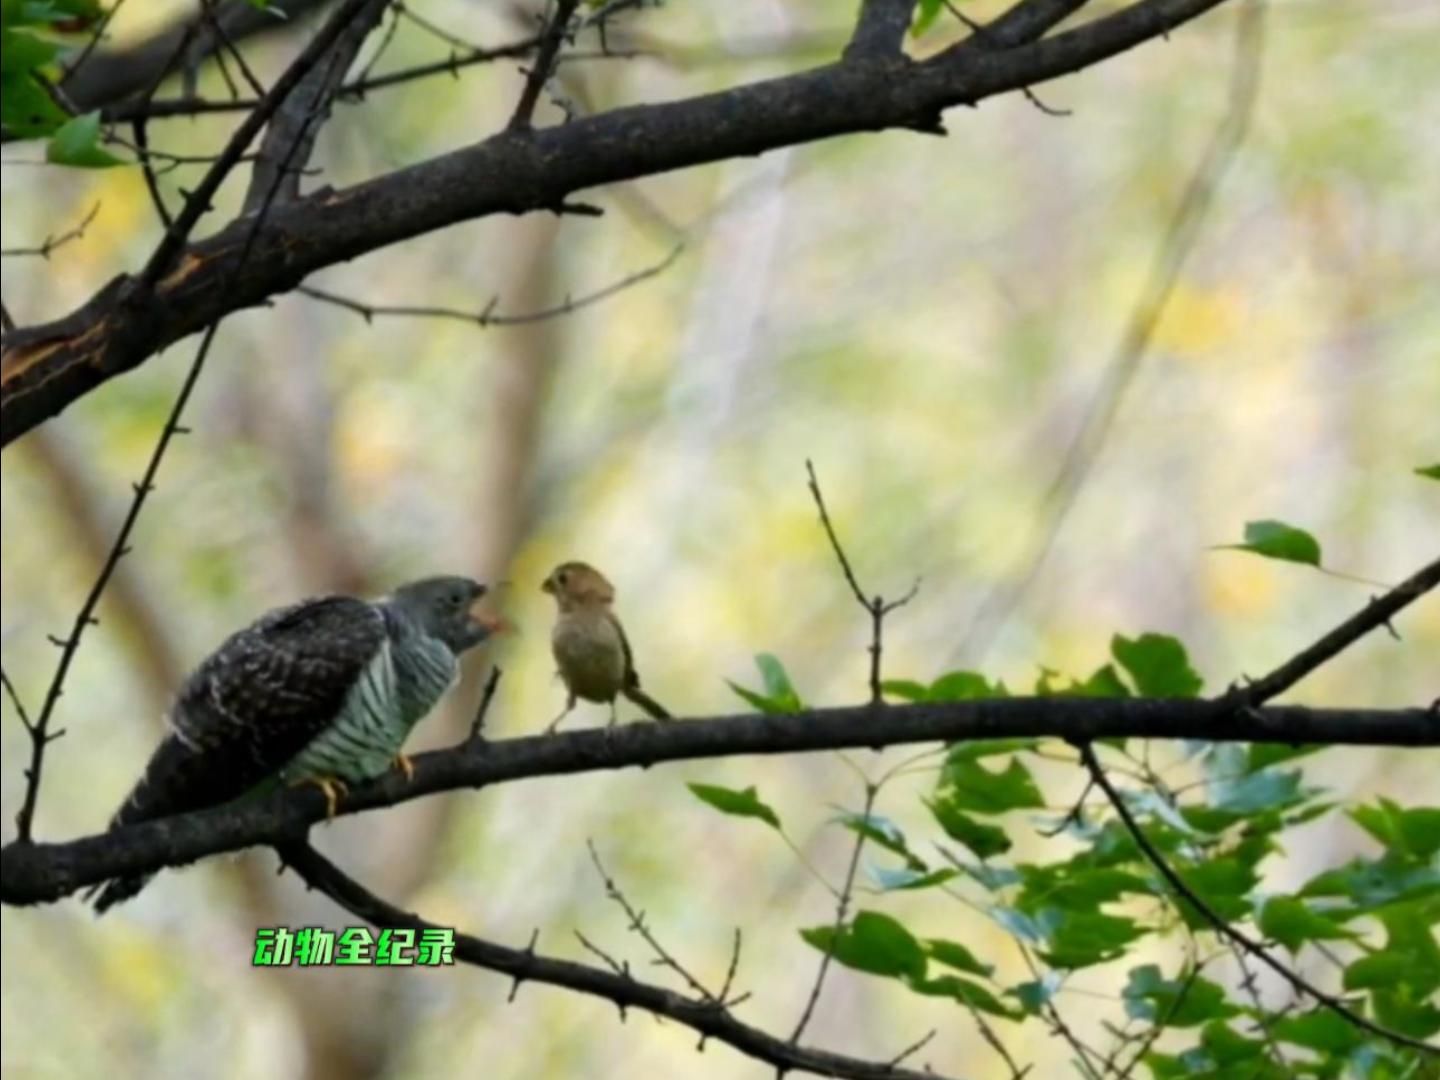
top-left (1077, 740), bottom-right (1439, 1056)
top-left (13, 323), bottom-right (214, 843)
top-left (468, 666), bottom-right (503, 742)
top-left (791, 782), bottom-right (876, 1042)
top-left (278, 844), bottom-right (950, 1079)
top-left (587, 840), bottom-right (717, 1001)
top-left (806, 460), bottom-right (920, 704)
top-left (0, 666), bottom-right (33, 731)
top-left (298, 243), bottom-right (683, 328)
top-left (508, 0), bottom-right (582, 132)
top-left (0, 204), bottom-right (101, 259)
top-left (1224, 554), bottom-right (1440, 708)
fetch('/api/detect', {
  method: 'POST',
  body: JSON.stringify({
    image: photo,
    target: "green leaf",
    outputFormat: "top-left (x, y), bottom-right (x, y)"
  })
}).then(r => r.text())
top-left (1372, 986), bottom-right (1440, 1038)
top-left (1221, 519), bottom-right (1323, 567)
top-left (879, 678), bottom-right (929, 702)
top-left (946, 738), bottom-right (1039, 763)
top-left (1245, 742), bottom-right (1322, 773)
top-left (939, 756), bottom-right (1045, 815)
top-left (1111, 633), bottom-right (1203, 698)
top-left (1255, 896), bottom-right (1356, 953)
top-left (997, 906), bottom-right (1146, 969)
top-left (1009, 973), bottom-right (1060, 1015)
top-left (1350, 800), bottom-right (1440, 860)
top-left (1344, 902), bottom-right (1440, 997)
top-left (928, 670), bottom-right (1000, 701)
top-left (926, 796), bottom-right (1012, 858)
top-left (1273, 1008), bottom-right (1366, 1054)
top-left (1303, 853), bottom-right (1440, 909)
top-left (838, 811), bottom-right (923, 868)
top-left (1211, 768), bottom-right (1306, 815)
top-left (925, 938), bottom-right (993, 978)
top-left (1017, 864), bottom-right (1153, 910)
top-left (45, 110), bottom-right (122, 167)
top-left (0, 70), bottom-right (66, 137)
top-left (1172, 857), bottom-right (1260, 927)
top-left (685, 782), bottom-right (781, 830)
top-left (1122, 965), bottom-right (1240, 1028)
top-left (799, 911), bottom-right (926, 980)
top-left (869, 865), bottom-right (958, 892)
top-left (726, 653), bottom-right (803, 714)
top-left (1075, 663), bottom-right (1132, 698)
top-left (1415, 464), bottom-right (1440, 481)
top-left (1037, 908), bottom-right (1147, 970)
top-left (911, 0), bottom-right (945, 37)
top-left (909, 974), bottom-right (1021, 1019)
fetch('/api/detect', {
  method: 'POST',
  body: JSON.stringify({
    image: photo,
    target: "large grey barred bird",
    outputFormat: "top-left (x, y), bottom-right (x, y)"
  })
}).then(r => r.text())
top-left (90, 576), bottom-right (498, 914)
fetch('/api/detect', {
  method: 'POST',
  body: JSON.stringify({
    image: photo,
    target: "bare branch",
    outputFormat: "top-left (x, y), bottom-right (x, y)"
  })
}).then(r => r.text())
top-left (1224, 554), bottom-right (1440, 708)
top-left (806, 461), bottom-right (919, 704)
top-left (296, 243), bottom-right (683, 328)
top-left (791, 783), bottom-right (875, 1042)
top-left (12, 321), bottom-right (214, 843)
top-left (509, 0), bottom-right (583, 132)
top-left (587, 840), bottom-right (719, 1001)
top-left (280, 842), bottom-right (955, 1080)
top-left (0, 204), bottom-right (100, 259)
top-left (241, 0), bottom-right (392, 212)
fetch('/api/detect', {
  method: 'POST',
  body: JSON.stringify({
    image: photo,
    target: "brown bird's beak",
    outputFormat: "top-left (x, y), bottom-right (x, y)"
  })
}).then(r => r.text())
top-left (540, 576), bottom-right (555, 596)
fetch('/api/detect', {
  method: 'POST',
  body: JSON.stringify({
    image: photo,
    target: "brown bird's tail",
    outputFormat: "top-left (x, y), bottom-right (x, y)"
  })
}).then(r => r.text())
top-left (623, 686), bottom-right (673, 722)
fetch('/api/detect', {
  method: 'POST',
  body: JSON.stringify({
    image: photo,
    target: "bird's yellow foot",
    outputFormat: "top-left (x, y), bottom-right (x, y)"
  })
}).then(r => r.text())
top-left (291, 775), bottom-right (349, 819)
top-left (392, 753), bottom-right (415, 782)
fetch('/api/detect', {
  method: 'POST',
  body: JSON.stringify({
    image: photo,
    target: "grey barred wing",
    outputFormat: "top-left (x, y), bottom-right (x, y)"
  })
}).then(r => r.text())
top-left (116, 596), bottom-right (386, 826)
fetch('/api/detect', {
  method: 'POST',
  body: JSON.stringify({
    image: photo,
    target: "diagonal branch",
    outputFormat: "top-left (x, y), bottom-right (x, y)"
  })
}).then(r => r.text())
top-left (2, 0), bottom-right (1236, 448)
top-left (133, 0), bottom-right (381, 296)
top-left (1223, 555), bottom-right (1440, 708)
top-left (1076, 741), bottom-right (1439, 1057)
top-left (241, 0), bottom-right (392, 212)
top-left (280, 841), bottom-right (952, 1080)
top-left (508, 0), bottom-right (582, 132)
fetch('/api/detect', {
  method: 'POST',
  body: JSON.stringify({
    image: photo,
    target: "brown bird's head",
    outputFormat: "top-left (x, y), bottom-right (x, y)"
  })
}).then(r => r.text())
top-left (541, 561), bottom-right (615, 612)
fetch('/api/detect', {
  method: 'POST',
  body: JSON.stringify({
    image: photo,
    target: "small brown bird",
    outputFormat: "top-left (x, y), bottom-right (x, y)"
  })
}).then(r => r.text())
top-left (541, 560), bottom-right (672, 732)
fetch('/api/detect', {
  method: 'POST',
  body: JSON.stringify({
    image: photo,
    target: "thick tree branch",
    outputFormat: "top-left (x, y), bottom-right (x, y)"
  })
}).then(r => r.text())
top-left (1, 0), bottom-right (1233, 447)
top-left (241, 0), bottom-right (392, 212)
top-left (844, 0), bottom-right (918, 61)
top-left (280, 842), bottom-right (948, 1080)
top-left (2, 702), bottom-right (1432, 907)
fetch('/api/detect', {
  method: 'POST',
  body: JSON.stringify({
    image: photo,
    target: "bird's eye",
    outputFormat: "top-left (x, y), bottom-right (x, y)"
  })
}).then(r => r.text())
top-left (450, 590), bottom-right (466, 609)
top-left (556, 571), bottom-right (568, 586)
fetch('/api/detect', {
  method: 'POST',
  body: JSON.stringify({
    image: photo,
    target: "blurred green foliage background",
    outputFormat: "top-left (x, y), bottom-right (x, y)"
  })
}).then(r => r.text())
top-left (2, 0), bottom-right (1437, 1077)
